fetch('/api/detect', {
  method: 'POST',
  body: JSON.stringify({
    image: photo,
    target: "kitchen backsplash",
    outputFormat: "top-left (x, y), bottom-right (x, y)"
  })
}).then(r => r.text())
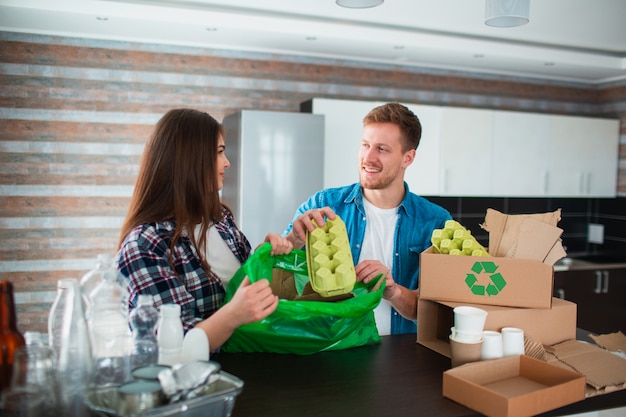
top-left (428, 196), bottom-right (626, 260)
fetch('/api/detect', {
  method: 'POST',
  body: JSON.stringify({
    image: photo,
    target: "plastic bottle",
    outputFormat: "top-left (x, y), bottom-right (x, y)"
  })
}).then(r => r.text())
top-left (87, 267), bottom-right (132, 386)
top-left (80, 253), bottom-right (116, 310)
top-left (129, 294), bottom-right (159, 369)
top-left (55, 279), bottom-right (92, 417)
top-left (157, 304), bottom-right (184, 366)
top-left (0, 280), bottom-right (26, 393)
top-left (48, 278), bottom-right (74, 361)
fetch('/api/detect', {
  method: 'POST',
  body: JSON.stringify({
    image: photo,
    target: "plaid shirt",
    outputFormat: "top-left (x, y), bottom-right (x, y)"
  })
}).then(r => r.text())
top-left (116, 208), bottom-right (251, 332)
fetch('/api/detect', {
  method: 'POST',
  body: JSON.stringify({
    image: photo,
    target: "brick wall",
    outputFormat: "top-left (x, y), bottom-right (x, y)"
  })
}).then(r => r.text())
top-left (1, 31), bottom-right (625, 332)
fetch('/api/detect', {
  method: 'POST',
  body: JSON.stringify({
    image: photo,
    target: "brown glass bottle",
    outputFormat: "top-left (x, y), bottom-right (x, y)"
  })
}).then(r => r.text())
top-left (0, 280), bottom-right (26, 392)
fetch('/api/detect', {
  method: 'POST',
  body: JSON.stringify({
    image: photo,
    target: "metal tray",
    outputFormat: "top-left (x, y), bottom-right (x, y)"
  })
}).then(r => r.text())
top-left (85, 371), bottom-right (243, 417)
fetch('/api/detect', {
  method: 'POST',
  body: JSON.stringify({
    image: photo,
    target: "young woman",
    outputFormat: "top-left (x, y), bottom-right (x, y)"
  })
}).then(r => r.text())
top-left (116, 108), bottom-right (292, 351)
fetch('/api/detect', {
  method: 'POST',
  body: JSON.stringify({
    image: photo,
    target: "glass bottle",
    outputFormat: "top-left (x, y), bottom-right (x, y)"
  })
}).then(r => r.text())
top-left (55, 279), bottom-right (92, 417)
top-left (47, 278), bottom-right (74, 361)
top-left (157, 304), bottom-right (184, 366)
top-left (0, 280), bottom-right (26, 393)
top-left (129, 294), bottom-right (159, 369)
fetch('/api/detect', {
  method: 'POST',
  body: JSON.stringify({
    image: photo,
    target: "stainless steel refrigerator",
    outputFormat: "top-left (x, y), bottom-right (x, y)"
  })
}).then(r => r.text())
top-left (222, 110), bottom-right (325, 248)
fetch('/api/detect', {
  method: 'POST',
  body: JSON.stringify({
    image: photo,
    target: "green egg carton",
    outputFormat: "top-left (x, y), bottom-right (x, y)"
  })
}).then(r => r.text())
top-left (305, 216), bottom-right (356, 297)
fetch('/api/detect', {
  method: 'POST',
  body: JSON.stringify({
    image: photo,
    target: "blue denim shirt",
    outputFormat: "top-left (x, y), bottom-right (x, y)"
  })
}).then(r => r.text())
top-left (284, 182), bottom-right (452, 335)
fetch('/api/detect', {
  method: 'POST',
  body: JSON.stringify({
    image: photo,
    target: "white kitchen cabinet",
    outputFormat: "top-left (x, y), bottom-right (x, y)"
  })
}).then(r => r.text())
top-left (305, 98), bottom-right (619, 198)
top-left (491, 111), bottom-right (551, 196)
top-left (439, 107), bottom-right (493, 196)
top-left (403, 104), bottom-right (442, 196)
top-left (307, 98), bottom-right (384, 189)
top-left (547, 115), bottom-right (619, 197)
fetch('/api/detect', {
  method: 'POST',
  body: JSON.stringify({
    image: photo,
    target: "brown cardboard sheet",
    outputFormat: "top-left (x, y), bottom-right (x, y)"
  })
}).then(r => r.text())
top-left (545, 338), bottom-right (626, 397)
top-left (589, 331), bottom-right (626, 353)
top-left (505, 218), bottom-right (563, 263)
top-left (481, 208), bottom-right (562, 258)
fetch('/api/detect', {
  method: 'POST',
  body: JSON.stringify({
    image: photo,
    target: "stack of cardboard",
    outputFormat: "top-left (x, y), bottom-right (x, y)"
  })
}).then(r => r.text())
top-left (416, 208), bottom-right (626, 417)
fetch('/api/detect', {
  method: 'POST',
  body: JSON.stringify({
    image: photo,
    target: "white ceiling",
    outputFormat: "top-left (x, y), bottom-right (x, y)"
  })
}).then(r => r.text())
top-left (1, 0), bottom-right (625, 85)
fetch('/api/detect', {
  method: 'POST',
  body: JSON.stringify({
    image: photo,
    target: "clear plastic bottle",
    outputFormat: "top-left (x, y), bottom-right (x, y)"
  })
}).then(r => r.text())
top-left (129, 294), bottom-right (159, 369)
top-left (87, 267), bottom-right (132, 386)
top-left (80, 253), bottom-right (116, 310)
top-left (157, 304), bottom-right (184, 366)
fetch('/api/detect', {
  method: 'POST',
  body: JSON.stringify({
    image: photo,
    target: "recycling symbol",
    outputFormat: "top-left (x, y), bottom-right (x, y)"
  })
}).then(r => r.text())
top-left (465, 261), bottom-right (507, 296)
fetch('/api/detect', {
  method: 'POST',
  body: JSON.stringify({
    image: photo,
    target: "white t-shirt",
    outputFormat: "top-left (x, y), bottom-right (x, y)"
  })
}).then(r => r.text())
top-left (201, 225), bottom-right (243, 288)
top-left (358, 198), bottom-right (398, 336)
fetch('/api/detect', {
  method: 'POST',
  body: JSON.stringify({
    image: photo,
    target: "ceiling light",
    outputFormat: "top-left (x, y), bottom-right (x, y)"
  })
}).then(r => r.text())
top-left (485, 0), bottom-right (529, 27)
top-left (336, 0), bottom-right (384, 9)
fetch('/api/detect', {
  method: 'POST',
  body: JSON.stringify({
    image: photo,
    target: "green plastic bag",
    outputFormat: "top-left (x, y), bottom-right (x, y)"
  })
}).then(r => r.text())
top-left (221, 243), bottom-right (384, 355)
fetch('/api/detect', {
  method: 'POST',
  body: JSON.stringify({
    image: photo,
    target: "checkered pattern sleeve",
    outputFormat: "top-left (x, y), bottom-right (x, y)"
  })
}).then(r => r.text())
top-left (117, 221), bottom-right (225, 332)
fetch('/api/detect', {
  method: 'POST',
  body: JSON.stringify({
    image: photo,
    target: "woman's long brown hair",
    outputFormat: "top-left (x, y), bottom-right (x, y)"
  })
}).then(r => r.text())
top-left (118, 109), bottom-right (224, 272)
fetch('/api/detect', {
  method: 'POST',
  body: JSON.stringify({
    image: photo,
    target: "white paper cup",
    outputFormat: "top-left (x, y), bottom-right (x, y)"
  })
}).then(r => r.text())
top-left (450, 326), bottom-right (482, 343)
top-left (501, 327), bottom-right (525, 357)
top-left (481, 330), bottom-right (504, 360)
top-left (449, 335), bottom-right (483, 368)
top-left (453, 306), bottom-right (488, 333)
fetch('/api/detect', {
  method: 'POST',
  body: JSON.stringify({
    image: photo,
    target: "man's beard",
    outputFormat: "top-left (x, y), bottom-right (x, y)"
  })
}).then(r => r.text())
top-left (359, 165), bottom-right (399, 190)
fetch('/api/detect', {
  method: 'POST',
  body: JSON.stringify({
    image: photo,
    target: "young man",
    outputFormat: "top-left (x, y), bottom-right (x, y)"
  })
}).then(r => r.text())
top-left (284, 102), bottom-right (451, 335)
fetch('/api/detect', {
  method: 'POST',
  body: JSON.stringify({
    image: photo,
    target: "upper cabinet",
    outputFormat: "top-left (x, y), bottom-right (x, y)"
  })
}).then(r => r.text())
top-left (304, 98), bottom-right (620, 198)
top-left (491, 111), bottom-right (551, 197)
top-left (547, 115), bottom-right (620, 197)
top-left (439, 107), bottom-right (493, 196)
top-left (305, 98), bottom-right (385, 189)
top-left (404, 104), bottom-right (443, 196)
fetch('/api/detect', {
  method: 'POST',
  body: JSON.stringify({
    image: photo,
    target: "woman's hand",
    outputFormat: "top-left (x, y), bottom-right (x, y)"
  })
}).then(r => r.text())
top-left (227, 276), bottom-right (278, 326)
top-left (287, 207), bottom-right (337, 248)
top-left (262, 233), bottom-right (293, 255)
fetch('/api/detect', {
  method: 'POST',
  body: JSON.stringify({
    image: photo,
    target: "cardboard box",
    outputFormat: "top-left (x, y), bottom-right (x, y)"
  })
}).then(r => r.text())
top-left (420, 246), bottom-right (554, 309)
top-left (443, 355), bottom-right (586, 417)
top-left (417, 297), bottom-right (576, 358)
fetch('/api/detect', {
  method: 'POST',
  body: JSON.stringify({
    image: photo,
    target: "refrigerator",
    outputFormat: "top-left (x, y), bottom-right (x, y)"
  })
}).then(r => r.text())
top-left (222, 110), bottom-right (325, 248)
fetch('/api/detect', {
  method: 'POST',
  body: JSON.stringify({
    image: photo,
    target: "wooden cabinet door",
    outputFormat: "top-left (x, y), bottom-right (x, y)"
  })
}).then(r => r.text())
top-left (557, 269), bottom-right (625, 334)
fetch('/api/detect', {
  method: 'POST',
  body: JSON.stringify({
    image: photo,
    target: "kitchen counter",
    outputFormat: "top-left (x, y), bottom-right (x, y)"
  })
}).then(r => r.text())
top-left (213, 333), bottom-right (626, 417)
top-left (553, 255), bottom-right (626, 272)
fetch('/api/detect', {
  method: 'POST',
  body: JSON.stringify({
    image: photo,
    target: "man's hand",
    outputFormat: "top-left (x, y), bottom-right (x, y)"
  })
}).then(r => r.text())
top-left (286, 206), bottom-right (336, 248)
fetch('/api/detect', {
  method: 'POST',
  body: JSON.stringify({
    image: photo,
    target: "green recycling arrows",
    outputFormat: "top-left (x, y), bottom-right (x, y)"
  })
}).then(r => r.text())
top-left (465, 261), bottom-right (507, 296)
